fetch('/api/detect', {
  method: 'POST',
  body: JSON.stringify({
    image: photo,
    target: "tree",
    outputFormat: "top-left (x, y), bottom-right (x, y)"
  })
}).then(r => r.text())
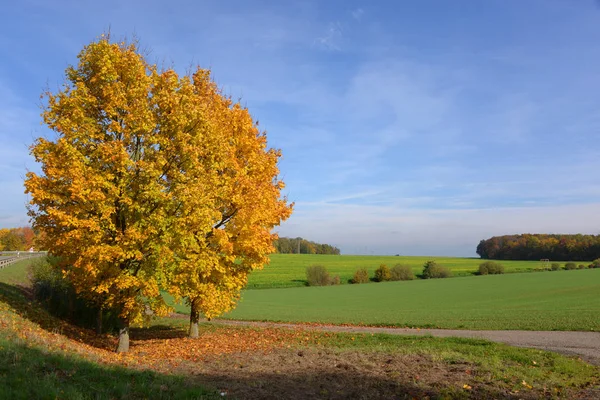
top-left (164, 70), bottom-right (293, 337)
top-left (0, 228), bottom-right (28, 251)
top-left (25, 35), bottom-right (292, 351)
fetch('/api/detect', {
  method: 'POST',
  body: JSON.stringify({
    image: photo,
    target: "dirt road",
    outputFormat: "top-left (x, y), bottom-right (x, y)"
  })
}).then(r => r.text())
top-left (212, 319), bottom-right (600, 365)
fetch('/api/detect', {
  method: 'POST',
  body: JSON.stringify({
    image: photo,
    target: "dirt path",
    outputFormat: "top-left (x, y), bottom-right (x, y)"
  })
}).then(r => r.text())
top-left (210, 319), bottom-right (600, 365)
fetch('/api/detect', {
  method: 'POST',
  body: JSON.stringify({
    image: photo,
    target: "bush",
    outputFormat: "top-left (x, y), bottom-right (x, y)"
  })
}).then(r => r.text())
top-left (478, 261), bottom-right (504, 275)
top-left (390, 264), bottom-right (415, 281)
top-left (306, 265), bottom-right (331, 286)
top-left (352, 268), bottom-right (370, 284)
top-left (29, 257), bottom-right (119, 333)
top-left (551, 263), bottom-right (561, 271)
top-left (564, 262), bottom-right (577, 270)
top-left (578, 264), bottom-right (586, 269)
top-left (422, 260), bottom-right (452, 279)
top-left (330, 275), bottom-right (341, 285)
top-left (374, 264), bottom-right (391, 282)
top-left (590, 259), bottom-right (600, 269)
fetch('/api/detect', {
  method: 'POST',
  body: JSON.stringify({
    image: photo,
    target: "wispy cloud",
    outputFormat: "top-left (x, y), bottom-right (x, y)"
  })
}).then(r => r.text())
top-left (351, 8), bottom-right (364, 21)
top-left (315, 21), bottom-right (343, 51)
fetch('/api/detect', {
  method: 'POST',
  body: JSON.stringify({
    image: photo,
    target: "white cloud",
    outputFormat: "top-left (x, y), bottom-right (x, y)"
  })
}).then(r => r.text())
top-left (315, 22), bottom-right (343, 51)
top-left (351, 8), bottom-right (364, 21)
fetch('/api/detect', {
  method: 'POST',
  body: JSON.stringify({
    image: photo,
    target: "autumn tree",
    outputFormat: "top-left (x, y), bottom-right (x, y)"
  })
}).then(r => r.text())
top-left (0, 227), bottom-right (35, 251)
top-left (163, 71), bottom-right (293, 337)
top-left (25, 35), bottom-right (292, 352)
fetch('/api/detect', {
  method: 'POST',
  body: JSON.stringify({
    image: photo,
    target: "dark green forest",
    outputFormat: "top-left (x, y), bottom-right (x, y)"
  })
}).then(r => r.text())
top-left (477, 234), bottom-right (600, 261)
top-left (273, 237), bottom-right (340, 255)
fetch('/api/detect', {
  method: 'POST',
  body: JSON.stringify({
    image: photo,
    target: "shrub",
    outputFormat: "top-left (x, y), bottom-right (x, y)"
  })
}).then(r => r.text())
top-left (352, 268), bottom-right (370, 284)
top-left (422, 260), bottom-right (452, 279)
top-left (551, 263), bottom-right (561, 271)
top-left (374, 264), bottom-right (391, 282)
top-left (29, 256), bottom-right (119, 333)
top-left (478, 261), bottom-right (504, 275)
top-left (578, 264), bottom-right (586, 269)
top-left (590, 259), bottom-right (600, 269)
top-left (390, 264), bottom-right (415, 281)
top-left (306, 265), bottom-right (331, 286)
top-left (564, 262), bottom-right (577, 270)
top-left (330, 275), bottom-right (341, 285)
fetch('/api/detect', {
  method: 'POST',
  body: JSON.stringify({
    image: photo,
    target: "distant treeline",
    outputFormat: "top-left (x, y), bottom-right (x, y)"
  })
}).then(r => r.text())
top-left (477, 234), bottom-right (600, 261)
top-left (0, 227), bottom-right (37, 251)
top-left (273, 237), bottom-right (340, 255)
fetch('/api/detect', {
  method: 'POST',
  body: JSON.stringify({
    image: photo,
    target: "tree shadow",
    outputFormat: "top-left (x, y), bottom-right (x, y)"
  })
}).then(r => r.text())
top-left (0, 341), bottom-right (219, 399)
top-left (0, 281), bottom-right (196, 347)
top-left (130, 325), bottom-right (188, 341)
top-left (0, 281), bottom-right (116, 350)
top-left (189, 366), bottom-right (531, 400)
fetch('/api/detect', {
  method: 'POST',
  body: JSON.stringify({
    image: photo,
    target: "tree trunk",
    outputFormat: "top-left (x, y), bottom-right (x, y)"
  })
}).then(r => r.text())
top-left (68, 292), bottom-right (74, 320)
top-left (116, 317), bottom-right (130, 353)
top-left (189, 299), bottom-right (199, 338)
top-left (96, 308), bottom-right (103, 335)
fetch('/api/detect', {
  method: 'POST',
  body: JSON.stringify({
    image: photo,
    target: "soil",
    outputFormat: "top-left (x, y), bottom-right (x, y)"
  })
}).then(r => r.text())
top-left (165, 316), bottom-right (600, 399)
top-left (174, 348), bottom-right (598, 400)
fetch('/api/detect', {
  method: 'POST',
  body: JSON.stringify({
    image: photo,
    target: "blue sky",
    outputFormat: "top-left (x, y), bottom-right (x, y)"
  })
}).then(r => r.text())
top-left (2, 0), bottom-right (600, 256)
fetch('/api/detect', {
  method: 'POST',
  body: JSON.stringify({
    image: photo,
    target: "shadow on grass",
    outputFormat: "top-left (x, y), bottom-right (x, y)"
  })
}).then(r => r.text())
top-left (0, 282), bottom-right (199, 348)
top-left (0, 337), bottom-right (537, 400)
top-left (0, 282), bottom-right (117, 350)
top-left (0, 339), bottom-right (218, 399)
top-left (190, 364), bottom-right (528, 400)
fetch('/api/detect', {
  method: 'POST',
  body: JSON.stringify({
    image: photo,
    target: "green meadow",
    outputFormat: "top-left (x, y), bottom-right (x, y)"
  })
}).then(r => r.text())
top-left (173, 267), bottom-right (600, 331)
top-left (246, 254), bottom-right (565, 289)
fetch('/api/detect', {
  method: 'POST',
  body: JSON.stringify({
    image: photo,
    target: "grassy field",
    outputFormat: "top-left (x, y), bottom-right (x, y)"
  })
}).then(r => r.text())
top-left (200, 269), bottom-right (600, 331)
top-left (246, 254), bottom-right (567, 289)
top-left (0, 255), bottom-right (598, 398)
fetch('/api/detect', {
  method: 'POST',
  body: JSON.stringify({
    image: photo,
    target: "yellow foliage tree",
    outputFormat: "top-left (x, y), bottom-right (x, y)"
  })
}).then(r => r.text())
top-left (24, 35), bottom-right (292, 352)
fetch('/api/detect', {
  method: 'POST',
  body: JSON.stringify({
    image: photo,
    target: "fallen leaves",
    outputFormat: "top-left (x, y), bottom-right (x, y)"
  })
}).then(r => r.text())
top-left (0, 297), bottom-right (322, 376)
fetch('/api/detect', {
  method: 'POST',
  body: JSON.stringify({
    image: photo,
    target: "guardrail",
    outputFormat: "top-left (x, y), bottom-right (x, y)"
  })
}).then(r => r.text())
top-left (0, 252), bottom-right (47, 269)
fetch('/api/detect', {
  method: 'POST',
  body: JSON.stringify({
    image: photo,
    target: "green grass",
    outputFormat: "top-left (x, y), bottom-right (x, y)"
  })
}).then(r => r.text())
top-left (317, 332), bottom-right (599, 391)
top-left (0, 255), bottom-right (598, 398)
top-left (0, 338), bottom-right (218, 400)
top-left (0, 257), bottom-right (40, 285)
top-left (197, 269), bottom-right (600, 331)
top-left (247, 254), bottom-right (570, 289)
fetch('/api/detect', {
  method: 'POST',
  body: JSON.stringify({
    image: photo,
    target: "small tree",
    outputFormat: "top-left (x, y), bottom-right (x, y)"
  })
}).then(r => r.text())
top-left (422, 260), bottom-right (452, 279)
top-left (306, 265), bottom-right (331, 286)
top-left (374, 264), bottom-right (391, 282)
top-left (352, 268), bottom-right (369, 284)
top-left (390, 264), bottom-right (415, 281)
top-left (564, 262), bottom-right (577, 270)
top-left (478, 261), bottom-right (504, 275)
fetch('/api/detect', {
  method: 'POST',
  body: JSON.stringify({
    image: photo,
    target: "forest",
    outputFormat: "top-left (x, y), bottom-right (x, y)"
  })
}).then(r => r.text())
top-left (273, 237), bottom-right (341, 255)
top-left (476, 234), bottom-right (600, 261)
top-left (0, 227), bottom-right (36, 251)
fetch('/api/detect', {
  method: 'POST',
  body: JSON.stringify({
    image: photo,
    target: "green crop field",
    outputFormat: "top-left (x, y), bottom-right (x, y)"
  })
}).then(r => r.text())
top-left (246, 254), bottom-right (568, 289)
top-left (179, 268), bottom-right (600, 331)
